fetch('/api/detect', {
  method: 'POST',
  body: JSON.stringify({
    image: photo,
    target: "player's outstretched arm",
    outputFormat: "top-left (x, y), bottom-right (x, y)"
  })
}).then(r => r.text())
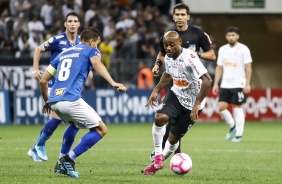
top-left (146, 72), bottom-right (172, 109)
top-left (91, 56), bottom-right (127, 92)
top-left (39, 70), bottom-right (53, 114)
top-left (212, 65), bottom-right (223, 95)
top-left (191, 73), bottom-right (212, 121)
top-left (198, 49), bottom-right (216, 61)
top-left (244, 63), bottom-right (252, 94)
top-left (152, 52), bottom-right (165, 76)
top-left (33, 44), bottom-right (45, 80)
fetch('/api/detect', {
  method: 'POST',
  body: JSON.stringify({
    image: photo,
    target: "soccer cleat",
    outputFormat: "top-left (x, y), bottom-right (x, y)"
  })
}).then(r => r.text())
top-left (27, 148), bottom-right (42, 162)
top-left (153, 154), bottom-right (164, 170)
top-left (232, 137), bottom-right (242, 143)
top-left (34, 145), bottom-right (48, 161)
top-left (226, 127), bottom-right (236, 140)
top-left (54, 160), bottom-right (67, 175)
top-left (58, 155), bottom-right (79, 178)
top-left (150, 150), bottom-right (155, 163)
top-left (142, 163), bottom-right (158, 175)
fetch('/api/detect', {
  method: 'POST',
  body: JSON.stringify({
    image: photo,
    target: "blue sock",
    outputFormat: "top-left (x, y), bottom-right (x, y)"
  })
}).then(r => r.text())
top-left (72, 131), bottom-right (102, 158)
top-left (61, 125), bottom-right (79, 154)
top-left (37, 118), bottom-right (61, 146)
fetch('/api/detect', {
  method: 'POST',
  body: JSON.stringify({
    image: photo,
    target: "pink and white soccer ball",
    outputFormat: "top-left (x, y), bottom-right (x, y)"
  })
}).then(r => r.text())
top-left (170, 153), bottom-right (192, 175)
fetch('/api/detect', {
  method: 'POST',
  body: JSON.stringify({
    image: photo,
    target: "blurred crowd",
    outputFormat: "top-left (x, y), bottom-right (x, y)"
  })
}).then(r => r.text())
top-left (0, 0), bottom-right (216, 88)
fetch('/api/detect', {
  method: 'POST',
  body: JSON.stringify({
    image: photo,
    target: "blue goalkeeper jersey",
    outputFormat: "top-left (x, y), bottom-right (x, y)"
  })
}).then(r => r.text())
top-left (43, 32), bottom-right (80, 88)
top-left (46, 43), bottom-right (101, 103)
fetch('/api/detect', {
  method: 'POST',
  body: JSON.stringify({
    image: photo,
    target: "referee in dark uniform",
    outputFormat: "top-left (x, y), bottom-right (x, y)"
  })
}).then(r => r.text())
top-left (150, 3), bottom-right (216, 161)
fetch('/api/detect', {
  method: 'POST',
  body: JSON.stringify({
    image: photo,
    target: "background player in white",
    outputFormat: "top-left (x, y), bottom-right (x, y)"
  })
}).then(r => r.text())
top-left (28, 12), bottom-right (83, 162)
top-left (142, 31), bottom-right (212, 175)
top-left (40, 27), bottom-right (127, 178)
top-left (212, 26), bottom-right (252, 143)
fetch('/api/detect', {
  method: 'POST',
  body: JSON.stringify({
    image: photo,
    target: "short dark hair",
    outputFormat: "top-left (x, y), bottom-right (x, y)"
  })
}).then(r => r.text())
top-left (65, 12), bottom-right (79, 22)
top-left (226, 26), bottom-right (239, 34)
top-left (173, 3), bottom-right (190, 15)
top-left (80, 26), bottom-right (102, 42)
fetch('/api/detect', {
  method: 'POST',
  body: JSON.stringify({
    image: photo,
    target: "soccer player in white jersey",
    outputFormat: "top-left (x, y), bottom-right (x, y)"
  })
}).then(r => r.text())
top-left (212, 26), bottom-right (252, 143)
top-left (142, 31), bottom-right (212, 175)
top-left (40, 27), bottom-right (127, 178)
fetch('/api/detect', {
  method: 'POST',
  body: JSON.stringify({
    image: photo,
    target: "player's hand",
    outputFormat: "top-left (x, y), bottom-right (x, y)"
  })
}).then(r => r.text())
top-left (42, 103), bottom-right (52, 114)
top-left (145, 91), bottom-right (158, 109)
top-left (87, 70), bottom-right (93, 79)
top-left (113, 83), bottom-right (127, 92)
top-left (212, 84), bottom-right (219, 95)
top-left (243, 84), bottom-right (251, 94)
top-left (190, 102), bottom-right (200, 121)
top-left (33, 70), bottom-right (43, 80)
top-left (152, 65), bottom-right (160, 76)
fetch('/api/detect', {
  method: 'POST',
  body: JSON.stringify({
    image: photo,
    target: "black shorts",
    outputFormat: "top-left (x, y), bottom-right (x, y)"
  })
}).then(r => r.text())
top-left (218, 88), bottom-right (247, 105)
top-left (156, 90), bottom-right (201, 138)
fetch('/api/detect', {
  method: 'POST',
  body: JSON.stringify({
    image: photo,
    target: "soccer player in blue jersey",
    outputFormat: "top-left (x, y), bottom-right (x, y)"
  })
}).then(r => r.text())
top-left (39, 27), bottom-right (127, 178)
top-left (28, 12), bottom-right (82, 162)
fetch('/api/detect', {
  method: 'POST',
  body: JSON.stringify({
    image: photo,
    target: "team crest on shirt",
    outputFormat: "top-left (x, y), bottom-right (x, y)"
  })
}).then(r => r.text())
top-left (189, 44), bottom-right (196, 51)
top-left (55, 88), bottom-right (66, 96)
top-left (44, 41), bottom-right (49, 47)
top-left (48, 37), bottom-right (54, 43)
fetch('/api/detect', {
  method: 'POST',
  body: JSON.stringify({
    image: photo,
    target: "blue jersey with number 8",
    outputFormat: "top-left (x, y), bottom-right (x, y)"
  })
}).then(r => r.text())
top-left (46, 43), bottom-right (101, 103)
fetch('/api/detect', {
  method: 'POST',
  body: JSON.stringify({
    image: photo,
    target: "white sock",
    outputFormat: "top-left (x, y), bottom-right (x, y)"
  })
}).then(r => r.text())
top-left (68, 151), bottom-right (77, 161)
top-left (220, 109), bottom-right (235, 128)
top-left (163, 140), bottom-right (179, 160)
top-left (152, 124), bottom-right (166, 155)
top-left (233, 107), bottom-right (245, 137)
top-left (59, 153), bottom-right (66, 159)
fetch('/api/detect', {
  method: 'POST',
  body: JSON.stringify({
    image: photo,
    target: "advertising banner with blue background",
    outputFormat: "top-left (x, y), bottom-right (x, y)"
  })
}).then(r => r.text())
top-left (14, 89), bottom-right (155, 125)
top-left (0, 89), bottom-right (10, 125)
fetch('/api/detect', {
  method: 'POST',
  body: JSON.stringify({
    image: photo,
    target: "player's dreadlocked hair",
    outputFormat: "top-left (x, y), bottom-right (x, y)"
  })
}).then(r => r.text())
top-left (80, 26), bottom-right (102, 42)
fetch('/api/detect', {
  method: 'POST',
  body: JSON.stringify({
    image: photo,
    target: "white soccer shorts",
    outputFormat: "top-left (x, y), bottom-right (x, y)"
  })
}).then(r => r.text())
top-left (50, 98), bottom-right (102, 129)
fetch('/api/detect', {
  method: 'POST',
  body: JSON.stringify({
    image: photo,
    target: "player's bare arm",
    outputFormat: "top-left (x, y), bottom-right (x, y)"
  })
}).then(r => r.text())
top-left (33, 44), bottom-right (45, 80)
top-left (212, 65), bottom-right (223, 95)
top-left (39, 70), bottom-right (53, 114)
top-left (146, 72), bottom-right (172, 108)
top-left (91, 56), bottom-right (127, 92)
top-left (198, 49), bottom-right (216, 61)
top-left (191, 73), bottom-right (212, 121)
top-left (152, 51), bottom-right (165, 76)
top-left (244, 63), bottom-right (252, 94)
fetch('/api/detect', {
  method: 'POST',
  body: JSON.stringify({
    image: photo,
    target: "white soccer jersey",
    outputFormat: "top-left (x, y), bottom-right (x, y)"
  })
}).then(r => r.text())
top-left (217, 42), bottom-right (252, 88)
top-left (165, 48), bottom-right (208, 110)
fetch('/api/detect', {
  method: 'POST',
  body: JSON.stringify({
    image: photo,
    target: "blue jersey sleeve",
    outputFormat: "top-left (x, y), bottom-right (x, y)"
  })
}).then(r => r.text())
top-left (89, 48), bottom-right (101, 59)
top-left (43, 36), bottom-right (60, 51)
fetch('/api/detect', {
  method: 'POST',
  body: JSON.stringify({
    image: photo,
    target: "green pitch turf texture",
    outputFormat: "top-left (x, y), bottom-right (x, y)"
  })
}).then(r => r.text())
top-left (0, 122), bottom-right (281, 184)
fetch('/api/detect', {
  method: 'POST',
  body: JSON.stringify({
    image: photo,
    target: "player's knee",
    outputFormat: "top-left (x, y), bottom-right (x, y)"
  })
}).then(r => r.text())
top-left (217, 103), bottom-right (228, 111)
top-left (154, 113), bottom-right (168, 126)
top-left (168, 134), bottom-right (179, 145)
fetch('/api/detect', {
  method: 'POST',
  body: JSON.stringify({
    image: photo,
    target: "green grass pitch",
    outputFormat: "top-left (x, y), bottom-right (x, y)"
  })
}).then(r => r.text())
top-left (0, 122), bottom-right (281, 184)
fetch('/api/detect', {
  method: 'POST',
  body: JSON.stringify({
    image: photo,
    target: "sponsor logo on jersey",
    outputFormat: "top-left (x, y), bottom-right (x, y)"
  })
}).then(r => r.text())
top-left (55, 88), bottom-right (66, 96)
top-left (59, 41), bottom-right (67, 45)
top-left (55, 35), bottom-right (64, 39)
